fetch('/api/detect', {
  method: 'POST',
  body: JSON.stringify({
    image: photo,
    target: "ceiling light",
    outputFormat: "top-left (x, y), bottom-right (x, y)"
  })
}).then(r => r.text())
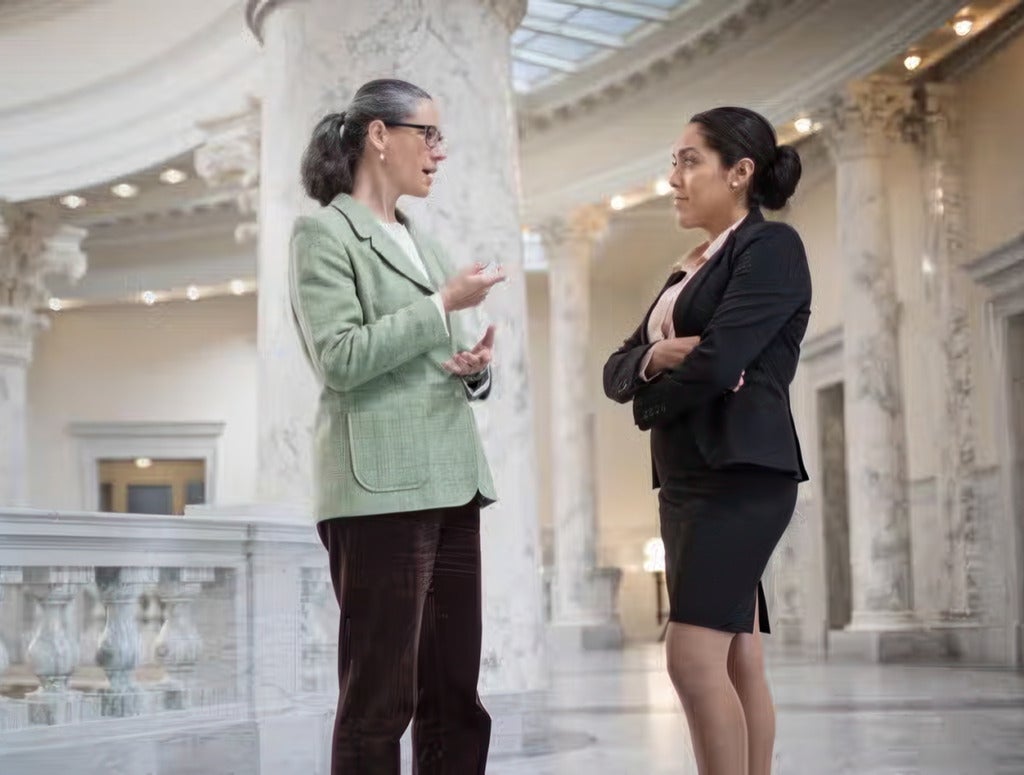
top-left (654, 179), bottom-right (672, 196)
top-left (794, 117), bottom-right (813, 134)
top-left (59, 194), bottom-right (86, 209)
top-left (230, 279), bottom-right (247, 296)
top-left (159, 168), bottom-right (188, 184)
top-left (111, 182), bottom-right (140, 198)
top-left (903, 53), bottom-right (922, 71)
top-left (48, 298), bottom-right (63, 312)
top-left (141, 291), bottom-right (157, 306)
top-left (186, 285), bottom-right (201, 301)
top-left (950, 17), bottom-right (974, 36)
top-left (135, 457), bottom-right (153, 469)
top-left (610, 195), bottom-right (626, 211)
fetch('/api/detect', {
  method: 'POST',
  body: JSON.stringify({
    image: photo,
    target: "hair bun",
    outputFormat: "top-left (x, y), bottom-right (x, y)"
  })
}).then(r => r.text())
top-left (759, 144), bottom-right (801, 210)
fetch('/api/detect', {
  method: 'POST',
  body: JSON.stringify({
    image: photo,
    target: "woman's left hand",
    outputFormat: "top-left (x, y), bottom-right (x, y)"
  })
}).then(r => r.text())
top-left (443, 325), bottom-right (495, 377)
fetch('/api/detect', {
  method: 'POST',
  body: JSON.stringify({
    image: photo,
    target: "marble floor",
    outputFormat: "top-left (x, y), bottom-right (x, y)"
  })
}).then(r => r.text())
top-left (487, 645), bottom-right (1024, 775)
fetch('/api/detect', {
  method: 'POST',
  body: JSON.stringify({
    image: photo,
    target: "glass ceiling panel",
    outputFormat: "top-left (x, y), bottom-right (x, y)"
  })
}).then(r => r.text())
top-left (514, 0), bottom-right (693, 94)
top-left (568, 8), bottom-right (646, 36)
top-left (521, 33), bottom-right (600, 62)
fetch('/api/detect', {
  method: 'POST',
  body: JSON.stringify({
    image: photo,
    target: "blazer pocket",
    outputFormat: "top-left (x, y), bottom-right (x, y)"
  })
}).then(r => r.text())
top-left (345, 409), bottom-right (428, 492)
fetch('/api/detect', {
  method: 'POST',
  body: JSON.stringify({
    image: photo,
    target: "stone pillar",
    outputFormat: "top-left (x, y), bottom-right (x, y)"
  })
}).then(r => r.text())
top-left (246, 0), bottom-right (545, 749)
top-left (824, 78), bottom-right (917, 632)
top-left (538, 207), bottom-right (623, 649)
top-left (0, 203), bottom-right (86, 506)
top-left (920, 83), bottom-right (982, 621)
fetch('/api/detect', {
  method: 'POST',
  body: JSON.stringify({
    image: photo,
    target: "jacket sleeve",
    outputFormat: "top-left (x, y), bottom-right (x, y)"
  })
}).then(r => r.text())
top-left (632, 224), bottom-right (810, 430)
top-left (289, 215), bottom-right (450, 392)
top-left (603, 322), bottom-right (655, 404)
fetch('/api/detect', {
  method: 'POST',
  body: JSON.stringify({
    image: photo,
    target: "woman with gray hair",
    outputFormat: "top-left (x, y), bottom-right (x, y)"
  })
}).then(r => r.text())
top-left (290, 78), bottom-right (505, 775)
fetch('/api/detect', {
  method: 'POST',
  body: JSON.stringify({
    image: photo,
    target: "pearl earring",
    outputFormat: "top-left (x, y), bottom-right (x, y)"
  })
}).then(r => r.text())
top-left (730, 181), bottom-right (738, 189)
top-left (380, 152), bottom-right (385, 162)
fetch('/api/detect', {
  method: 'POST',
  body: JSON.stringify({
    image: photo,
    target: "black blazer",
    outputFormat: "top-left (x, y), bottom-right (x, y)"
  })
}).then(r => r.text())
top-left (603, 209), bottom-right (810, 486)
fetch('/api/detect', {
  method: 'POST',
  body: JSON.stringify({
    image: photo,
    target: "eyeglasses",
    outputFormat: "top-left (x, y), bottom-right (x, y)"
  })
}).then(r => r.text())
top-left (386, 122), bottom-right (445, 150)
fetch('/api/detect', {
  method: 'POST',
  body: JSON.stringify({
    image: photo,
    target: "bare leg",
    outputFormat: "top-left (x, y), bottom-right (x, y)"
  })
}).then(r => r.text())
top-left (727, 597), bottom-right (775, 775)
top-left (666, 622), bottom-right (748, 775)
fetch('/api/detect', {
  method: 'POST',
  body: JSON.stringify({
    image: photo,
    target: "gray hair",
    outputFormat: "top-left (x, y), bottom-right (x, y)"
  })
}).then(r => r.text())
top-left (301, 79), bottom-right (432, 206)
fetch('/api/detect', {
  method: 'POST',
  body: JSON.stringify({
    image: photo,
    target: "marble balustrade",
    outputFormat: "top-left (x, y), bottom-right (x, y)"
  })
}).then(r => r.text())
top-left (0, 508), bottom-right (338, 772)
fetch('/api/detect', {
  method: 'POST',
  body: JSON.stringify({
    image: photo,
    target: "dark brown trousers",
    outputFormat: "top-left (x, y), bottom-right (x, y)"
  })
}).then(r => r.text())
top-left (317, 502), bottom-right (491, 775)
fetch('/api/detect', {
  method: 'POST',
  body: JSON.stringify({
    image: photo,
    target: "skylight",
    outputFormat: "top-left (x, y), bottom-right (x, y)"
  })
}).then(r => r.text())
top-left (512, 0), bottom-right (694, 93)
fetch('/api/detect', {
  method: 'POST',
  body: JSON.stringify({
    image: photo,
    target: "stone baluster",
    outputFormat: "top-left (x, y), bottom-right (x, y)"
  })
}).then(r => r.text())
top-left (154, 567), bottom-right (214, 709)
top-left (300, 566), bottom-right (333, 694)
top-left (24, 566), bottom-right (94, 725)
top-left (0, 566), bottom-right (23, 678)
top-left (95, 567), bottom-right (158, 716)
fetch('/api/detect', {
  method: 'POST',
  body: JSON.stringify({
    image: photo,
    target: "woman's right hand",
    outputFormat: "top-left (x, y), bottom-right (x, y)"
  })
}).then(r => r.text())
top-left (647, 336), bottom-right (701, 375)
top-left (441, 263), bottom-right (507, 312)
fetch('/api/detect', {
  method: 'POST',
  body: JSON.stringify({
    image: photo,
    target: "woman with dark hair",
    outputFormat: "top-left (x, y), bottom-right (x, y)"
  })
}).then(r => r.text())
top-left (604, 107), bottom-right (811, 775)
top-left (290, 78), bottom-right (504, 775)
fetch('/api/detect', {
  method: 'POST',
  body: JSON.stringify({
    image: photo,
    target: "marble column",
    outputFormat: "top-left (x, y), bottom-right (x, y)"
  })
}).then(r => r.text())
top-left (920, 83), bottom-right (982, 620)
top-left (0, 203), bottom-right (86, 507)
top-left (246, 0), bottom-right (545, 747)
top-left (539, 207), bottom-right (623, 649)
top-left (824, 78), bottom-right (916, 631)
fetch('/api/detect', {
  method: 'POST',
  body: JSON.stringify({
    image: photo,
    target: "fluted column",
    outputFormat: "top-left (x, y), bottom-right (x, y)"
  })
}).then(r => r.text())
top-left (246, 0), bottom-right (546, 739)
top-left (920, 83), bottom-right (981, 620)
top-left (539, 207), bottom-right (623, 649)
top-left (0, 204), bottom-right (86, 506)
top-left (824, 78), bottom-right (916, 630)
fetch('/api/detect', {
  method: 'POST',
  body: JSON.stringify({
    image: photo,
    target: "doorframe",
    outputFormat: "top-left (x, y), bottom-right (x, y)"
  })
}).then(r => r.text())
top-left (799, 326), bottom-right (845, 655)
top-left (968, 231), bottom-right (1024, 666)
top-left (67, 421), bottom-right (225, 513)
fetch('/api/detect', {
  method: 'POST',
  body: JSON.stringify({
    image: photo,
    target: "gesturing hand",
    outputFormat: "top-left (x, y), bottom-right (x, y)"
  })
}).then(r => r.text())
top-left (443, 324), bottom-right (496, 377)
top-left (440, 264), bottom-right (506, 312)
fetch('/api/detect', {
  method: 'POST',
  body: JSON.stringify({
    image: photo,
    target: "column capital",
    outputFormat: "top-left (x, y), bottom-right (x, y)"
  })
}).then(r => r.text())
top-left (0, 202), bottom-right (87, 360)
top-left (822, 77), bottom-right (914, 162)
top-left (483, 0), bottom-right (529, 32)
top-left (248, 0), bottom-right (528, 41)
top-left (536, 205), bottom-right (609, 251)
top-left (194, 99), bottom-right (261, 243)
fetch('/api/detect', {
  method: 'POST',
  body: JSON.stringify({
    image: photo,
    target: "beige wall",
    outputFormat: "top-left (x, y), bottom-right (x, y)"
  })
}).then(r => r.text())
top-left (27, 296), bottom-right (258, 510)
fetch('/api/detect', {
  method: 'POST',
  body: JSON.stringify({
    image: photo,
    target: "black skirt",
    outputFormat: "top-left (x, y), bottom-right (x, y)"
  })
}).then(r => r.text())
top-left (658, 460), bottom-right (797, 635)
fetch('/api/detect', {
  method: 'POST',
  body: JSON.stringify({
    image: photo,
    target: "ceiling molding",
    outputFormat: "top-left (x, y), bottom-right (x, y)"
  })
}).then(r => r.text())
top-left (520, 0), bottom-right (784, 127)
top-left (519, 0), bottom-right (965, 222)
top-left (0, 3), bottom-right (260, 201)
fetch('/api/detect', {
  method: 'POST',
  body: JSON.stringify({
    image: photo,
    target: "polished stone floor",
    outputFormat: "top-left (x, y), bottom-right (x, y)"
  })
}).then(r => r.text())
top-left (487, 645), bottom-right (1024, 775)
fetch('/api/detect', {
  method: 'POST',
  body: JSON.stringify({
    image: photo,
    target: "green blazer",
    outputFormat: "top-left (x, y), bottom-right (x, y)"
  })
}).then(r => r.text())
top-left (289, 193), bottom-right (497, 521)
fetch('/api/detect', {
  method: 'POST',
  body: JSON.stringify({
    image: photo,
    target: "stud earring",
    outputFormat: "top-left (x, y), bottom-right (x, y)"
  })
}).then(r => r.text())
top-left (380, 153), bottom-right (385, 162)
top-left (730, 181), bottom-right (738, 189)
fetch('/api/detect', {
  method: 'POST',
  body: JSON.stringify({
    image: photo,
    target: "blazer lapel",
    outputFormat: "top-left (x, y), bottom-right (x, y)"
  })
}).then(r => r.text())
top-left (640, 270), bottom-right (685, 344)
top-left (670, 208), bottom-right (765, 332)
top-left (329, 194), bottom-right (435, 294)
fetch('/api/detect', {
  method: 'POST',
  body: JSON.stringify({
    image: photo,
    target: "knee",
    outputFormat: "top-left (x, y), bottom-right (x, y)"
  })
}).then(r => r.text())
top-left (667, 652), bottom-right (723, 700)
top-left (729, 638), bottom-right (766, 685)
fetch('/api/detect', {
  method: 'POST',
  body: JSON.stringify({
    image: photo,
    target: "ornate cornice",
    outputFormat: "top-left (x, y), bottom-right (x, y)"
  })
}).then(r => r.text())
top-left (521, 0), bottom-right (802, 134)
top-left (194, 99), bottom-right (261, 243)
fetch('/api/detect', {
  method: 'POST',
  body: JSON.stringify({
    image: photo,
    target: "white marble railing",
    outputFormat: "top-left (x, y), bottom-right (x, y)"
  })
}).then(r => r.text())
top-left (0, 508), bottom-right (338, 773)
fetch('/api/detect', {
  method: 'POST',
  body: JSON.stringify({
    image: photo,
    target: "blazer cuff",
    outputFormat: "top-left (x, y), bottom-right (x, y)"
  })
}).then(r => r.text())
top-left (430, 292), bottom-right (450, 337)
